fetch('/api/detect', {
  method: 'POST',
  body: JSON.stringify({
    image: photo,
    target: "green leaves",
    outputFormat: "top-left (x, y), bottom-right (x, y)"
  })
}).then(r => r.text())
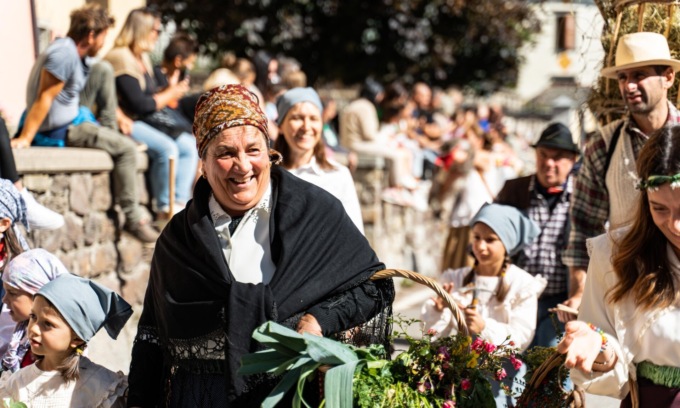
top-left (240, 321), bottom-right (366, 408)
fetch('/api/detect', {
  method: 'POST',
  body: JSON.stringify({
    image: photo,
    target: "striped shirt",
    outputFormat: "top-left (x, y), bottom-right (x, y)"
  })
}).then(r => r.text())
top-left (563, 103), bottom-right (680, 269)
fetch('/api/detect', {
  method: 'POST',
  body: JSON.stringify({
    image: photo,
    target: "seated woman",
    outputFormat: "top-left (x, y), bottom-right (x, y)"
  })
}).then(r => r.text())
top-left (105, 8), bottom-right (198, 218)
top-left (558, 125), bottom-right (680, 406)
top-left (127, 84), bottom-right (394, 407)
top-left (274, 87), bottom-right (364, 233)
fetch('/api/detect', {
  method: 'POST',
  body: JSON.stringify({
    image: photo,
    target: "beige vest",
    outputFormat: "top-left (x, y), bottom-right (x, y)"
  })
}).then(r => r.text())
top-left (601, 120), bottom-right (640, 230)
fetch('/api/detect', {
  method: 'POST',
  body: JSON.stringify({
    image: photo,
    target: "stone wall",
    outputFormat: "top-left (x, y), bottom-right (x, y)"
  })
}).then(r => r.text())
top-left (14, 147), bottom-right (444, 310)
top-left (353, 155), bottom-right (444, 278)
top-left (14, 147), bottom-right (153, 306)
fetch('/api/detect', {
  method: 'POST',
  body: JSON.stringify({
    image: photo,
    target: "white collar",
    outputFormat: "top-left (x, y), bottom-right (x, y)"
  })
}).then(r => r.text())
top-left (208, 182), bottom-right (272, 229)
top-left (291, 156), bottom-right (324, 176)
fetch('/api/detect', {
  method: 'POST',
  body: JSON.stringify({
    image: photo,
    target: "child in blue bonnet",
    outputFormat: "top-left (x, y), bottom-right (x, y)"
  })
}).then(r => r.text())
top-left (0, 273), bottom-right (132, 407)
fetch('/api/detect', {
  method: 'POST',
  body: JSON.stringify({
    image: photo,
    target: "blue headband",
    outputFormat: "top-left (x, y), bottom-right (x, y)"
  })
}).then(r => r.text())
top-left (276, 87), bottom-right (323, 125)
top-left (37, 274), bottom-right (132, 342)
top-left (470, 203), bottom-right (540, 256)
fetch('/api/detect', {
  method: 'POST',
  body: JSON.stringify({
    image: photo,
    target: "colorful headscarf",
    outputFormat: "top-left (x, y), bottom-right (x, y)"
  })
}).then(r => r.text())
top-left (2, 248), bottom-right (68, 295)
top-left (193, 84), bottom-right (272, 157)
top-left (0, 179), bottom-right (29, 250)
top-left (1, 249), bottom-right (67, 373)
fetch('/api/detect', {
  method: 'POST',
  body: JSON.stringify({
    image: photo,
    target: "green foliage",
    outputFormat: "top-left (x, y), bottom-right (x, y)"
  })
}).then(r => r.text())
top-left (2, 399), bottom-right (27, 408)
top-left (514, 346), bottom-right (571, 408)
top-left (241, 319), bottom-right (522, 408)
top-left (148, 0), bottom-right (540, 91)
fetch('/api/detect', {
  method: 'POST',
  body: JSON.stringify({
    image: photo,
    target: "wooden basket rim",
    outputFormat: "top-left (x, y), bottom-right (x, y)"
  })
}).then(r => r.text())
top-left (371, 268), bottom-right (469, 336)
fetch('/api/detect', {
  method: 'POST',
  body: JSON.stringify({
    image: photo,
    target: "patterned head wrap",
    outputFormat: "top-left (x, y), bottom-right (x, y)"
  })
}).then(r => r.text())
top-left (194, 84), bottom-right (275, 158)
top-left (1, 249), bottom-right (68, 372)
top-left (0, 179), bottom-right (29, 250)
top-left (2, 248), bottom-right (67, 295)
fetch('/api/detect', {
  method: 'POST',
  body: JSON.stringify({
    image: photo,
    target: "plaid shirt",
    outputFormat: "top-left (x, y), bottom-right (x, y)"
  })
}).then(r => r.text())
top-left (563, 102), bottom-right (680, 269)
top-left (514, 175), bottom-right (573, 296)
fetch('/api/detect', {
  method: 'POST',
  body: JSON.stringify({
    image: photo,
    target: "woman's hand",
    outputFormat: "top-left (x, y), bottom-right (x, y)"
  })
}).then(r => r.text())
top-left (296, 314), bottom-right (322, 337)
top-left (463, 306), bottom-right (485, 335)
top-left (432, 282), bottom-right (455, 312)
top-left (557, 321), bottom-right (616, 373)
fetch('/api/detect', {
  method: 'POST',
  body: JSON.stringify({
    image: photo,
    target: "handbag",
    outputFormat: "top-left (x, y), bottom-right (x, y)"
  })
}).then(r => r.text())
top-left (140, 107), bottom-right (192, 139)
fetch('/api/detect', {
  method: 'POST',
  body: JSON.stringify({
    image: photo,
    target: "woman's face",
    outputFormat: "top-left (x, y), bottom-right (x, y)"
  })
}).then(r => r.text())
top-left (202, 126), bottom-right (271, 216)
top-left (146, 18), bottom-right (162, 51)
top-left (2, 283), bottom-right (33, 322)
top-left (648, 183), bottom-right (680, 254)
top-left (280, 102), bottom-right (323, 159)
top-left (471, 222), bottom-right (506, 270)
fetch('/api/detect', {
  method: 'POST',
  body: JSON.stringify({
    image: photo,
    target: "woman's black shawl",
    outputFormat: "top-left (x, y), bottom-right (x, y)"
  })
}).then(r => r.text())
top-left (127, 165), bottom-right (394, 407)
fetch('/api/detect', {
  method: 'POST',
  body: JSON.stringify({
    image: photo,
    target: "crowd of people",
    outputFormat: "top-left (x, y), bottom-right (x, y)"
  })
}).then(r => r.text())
top-left (0, 2), bottom-right (679, 407)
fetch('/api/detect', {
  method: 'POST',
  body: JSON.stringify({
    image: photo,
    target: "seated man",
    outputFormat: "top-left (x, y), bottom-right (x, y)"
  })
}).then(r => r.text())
top-left (11, 4), bottom-right (158, 243)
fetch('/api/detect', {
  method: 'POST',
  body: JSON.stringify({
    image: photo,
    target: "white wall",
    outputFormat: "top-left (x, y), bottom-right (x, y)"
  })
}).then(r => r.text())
top-left (515, 1), bottom-right (605, 100)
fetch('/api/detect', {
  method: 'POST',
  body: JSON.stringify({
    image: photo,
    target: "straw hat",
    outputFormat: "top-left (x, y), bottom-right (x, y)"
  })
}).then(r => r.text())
top-left (601, 32), bottom-right (680, 79)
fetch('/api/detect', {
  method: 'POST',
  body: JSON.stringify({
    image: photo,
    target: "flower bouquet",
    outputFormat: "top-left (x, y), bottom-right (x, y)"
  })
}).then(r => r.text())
top-left (239, 320), bottom-right (522, 408)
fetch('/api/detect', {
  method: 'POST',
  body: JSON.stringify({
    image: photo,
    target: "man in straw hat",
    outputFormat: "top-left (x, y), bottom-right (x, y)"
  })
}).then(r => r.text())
top-left (562, 32), bottom-right (680, 322)
top-left (496, 122), bottom-right (579, 347)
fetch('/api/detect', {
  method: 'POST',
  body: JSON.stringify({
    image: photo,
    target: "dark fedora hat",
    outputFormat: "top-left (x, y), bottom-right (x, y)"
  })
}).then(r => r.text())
top-left (532, 122), bottom-right (580, 154)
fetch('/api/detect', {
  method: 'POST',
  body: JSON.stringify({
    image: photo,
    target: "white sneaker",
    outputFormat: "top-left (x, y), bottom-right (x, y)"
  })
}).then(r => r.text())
top-left (20, 188), bottom-right (65, 230)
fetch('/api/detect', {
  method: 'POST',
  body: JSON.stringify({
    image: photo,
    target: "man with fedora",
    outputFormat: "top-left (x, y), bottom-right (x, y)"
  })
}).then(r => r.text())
top-left (562, 31), bottom-right (680, 322)
top-left (496, 122), bottom-right (579, 347)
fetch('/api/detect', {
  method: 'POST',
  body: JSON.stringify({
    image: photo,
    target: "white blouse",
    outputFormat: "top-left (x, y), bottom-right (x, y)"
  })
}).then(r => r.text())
top-left (288, 157), bottom-right (364, 234)
top-left (209, 183), bottom-right (276, 284)
top-left (0, 356), bottom-right (126, 407)
top-left (421, 265), bottom-right (546, 351)
top-left (571, 233), bottom-right (680, 399)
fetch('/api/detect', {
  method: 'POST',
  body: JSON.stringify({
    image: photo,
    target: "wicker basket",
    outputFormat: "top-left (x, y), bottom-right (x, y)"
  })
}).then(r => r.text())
top-left (371, 268), bottom-right (469, 336)
top-left (522, 351), bottom-right (586, 408)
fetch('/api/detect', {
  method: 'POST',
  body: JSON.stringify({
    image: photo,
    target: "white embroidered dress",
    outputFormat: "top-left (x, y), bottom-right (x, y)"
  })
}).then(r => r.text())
top-left (420, 265), bottom-right (546, 351)
top-left (571, 233), bottom-right (680, 399)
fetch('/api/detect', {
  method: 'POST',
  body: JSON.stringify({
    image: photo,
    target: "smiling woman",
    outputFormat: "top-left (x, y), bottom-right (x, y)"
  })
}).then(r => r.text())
top-left (558, 125), bottom-right (680, 407)
top-left (274, 87), bottom-right (364, 233)
top-left (127, 84), bottom-right (394, 407)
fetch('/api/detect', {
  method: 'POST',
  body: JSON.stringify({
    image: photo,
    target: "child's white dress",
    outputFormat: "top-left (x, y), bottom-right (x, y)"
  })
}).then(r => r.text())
top-left (0, 356), bottom-right (127, 407)
top-left (421, 264), bottom-right (547, 351)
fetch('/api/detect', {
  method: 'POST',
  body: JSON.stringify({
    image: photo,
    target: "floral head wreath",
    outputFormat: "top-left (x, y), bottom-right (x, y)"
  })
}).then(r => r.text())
top-left (635, 173), bottom-right (680, 191)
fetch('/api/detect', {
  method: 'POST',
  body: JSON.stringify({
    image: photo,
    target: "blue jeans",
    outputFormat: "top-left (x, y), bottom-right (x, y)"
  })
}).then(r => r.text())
top-left (131, 121), bottom-right (198, 210)
top-left (531, 292), bottom-right (567, 348)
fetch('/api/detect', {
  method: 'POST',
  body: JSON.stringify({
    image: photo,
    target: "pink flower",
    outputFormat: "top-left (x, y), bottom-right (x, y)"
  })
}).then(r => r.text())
top-left (484, 342), bottom-right (496, 353)
top-left (417, 382), bottom-right (426, 393)
top-left (443, 400), bottom-right (456, 408)
top-left (508, 340), bottom-right (515, 347)
top-left (427, 328), bottom-right (438, 336)
top-left (471, 338), bottom-right (484, 351)
top-left (461, 378), bottom-right (472, 390)
top-left (510, 355), bottom-right (523, 370)
top-left (495, 368), bottom-right (507, 381)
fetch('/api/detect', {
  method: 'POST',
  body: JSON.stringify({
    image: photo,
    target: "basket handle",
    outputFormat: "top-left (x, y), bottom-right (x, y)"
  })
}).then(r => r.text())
top-left (371, 269), bottom-right (469, 336)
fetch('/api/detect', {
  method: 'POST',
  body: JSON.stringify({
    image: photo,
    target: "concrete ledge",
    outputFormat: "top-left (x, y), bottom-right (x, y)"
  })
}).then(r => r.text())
top-left (13, 147), bottom-right (148, 174)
